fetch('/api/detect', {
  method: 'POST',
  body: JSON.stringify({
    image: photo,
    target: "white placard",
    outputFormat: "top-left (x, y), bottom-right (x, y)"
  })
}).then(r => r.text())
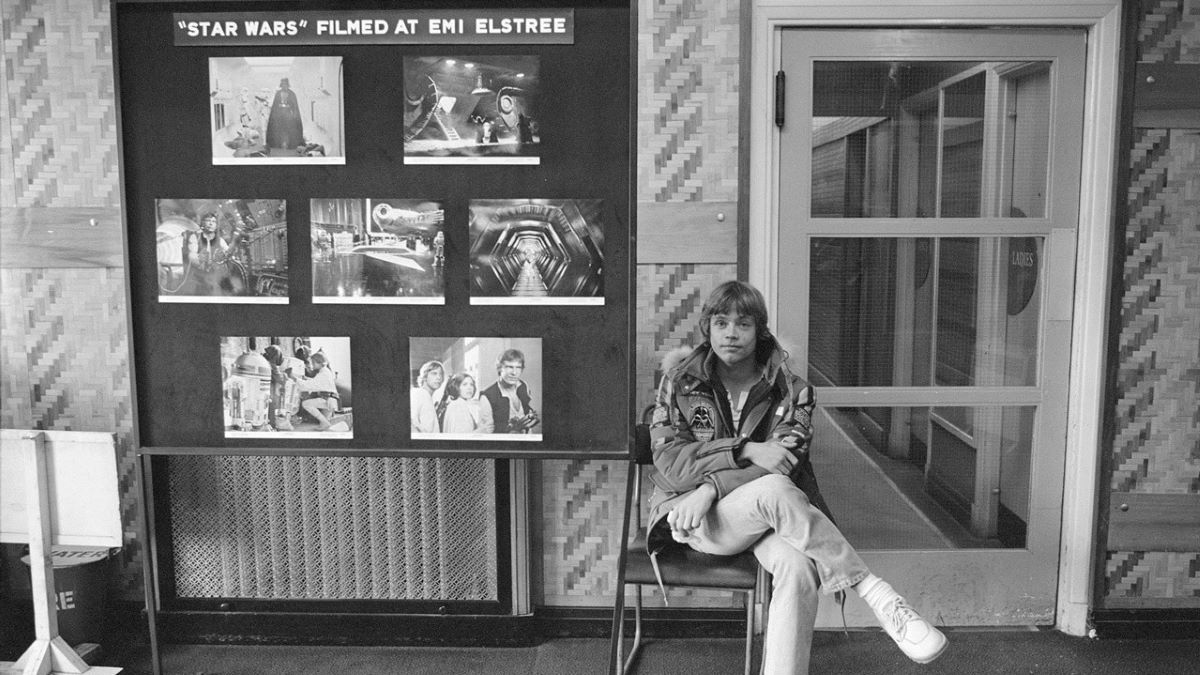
top-left (0, 430), bottom-right (123, 547)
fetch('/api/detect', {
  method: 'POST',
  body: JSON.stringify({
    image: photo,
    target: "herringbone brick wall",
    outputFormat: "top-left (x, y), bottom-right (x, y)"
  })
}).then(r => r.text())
top-left (638, 0), bottom-right (741, 202)
top-left (1137, 0), bottom-right (1200, 62)
top-left (1, 0), bottom-right (120, 209)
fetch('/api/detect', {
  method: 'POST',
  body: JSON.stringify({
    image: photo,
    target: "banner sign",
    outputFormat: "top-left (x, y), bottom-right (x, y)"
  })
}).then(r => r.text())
top-left (174, 9), bottom-right (574, 46)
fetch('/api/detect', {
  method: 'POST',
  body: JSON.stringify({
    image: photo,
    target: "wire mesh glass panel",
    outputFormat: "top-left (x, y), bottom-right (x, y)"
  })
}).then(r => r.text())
top-left (821, 405), bottom-right (1035, 550)
top-left (167, 455), bottom-right (497, 600)
top-left (811, 60), bottom-right (1051, 218)
top-left (808, 236), bottom-right (1043, 389)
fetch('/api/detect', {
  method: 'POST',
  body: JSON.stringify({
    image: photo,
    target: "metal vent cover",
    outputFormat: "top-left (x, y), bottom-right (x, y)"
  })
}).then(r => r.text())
top-left (166, 455), bottom-right (497, 601)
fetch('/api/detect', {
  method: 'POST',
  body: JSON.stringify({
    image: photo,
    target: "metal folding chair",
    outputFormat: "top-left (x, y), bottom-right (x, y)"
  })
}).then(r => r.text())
top-left (608, 407), bottom-right (768, 675)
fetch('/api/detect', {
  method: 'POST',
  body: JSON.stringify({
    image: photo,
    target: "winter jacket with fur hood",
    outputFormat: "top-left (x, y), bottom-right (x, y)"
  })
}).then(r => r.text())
top-left (645, 338), bottom-right (835, 554)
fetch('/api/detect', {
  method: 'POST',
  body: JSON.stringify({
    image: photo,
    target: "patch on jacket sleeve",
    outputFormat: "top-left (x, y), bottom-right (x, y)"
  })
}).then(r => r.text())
top-left (690, 405), bottom-right (716, 442)
top-left (651, 405), bottom-right (669, 427)
top-left (791, 406), bottom-right (811, 430)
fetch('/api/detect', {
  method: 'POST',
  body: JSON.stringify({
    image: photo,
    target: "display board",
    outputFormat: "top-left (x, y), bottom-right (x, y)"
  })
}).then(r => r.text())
top-left (115, 0), bottom-right (633, 458)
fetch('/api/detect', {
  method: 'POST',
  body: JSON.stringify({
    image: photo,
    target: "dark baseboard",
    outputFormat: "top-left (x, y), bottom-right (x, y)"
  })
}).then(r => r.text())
top-left (158, 611), bottom-right (543, 647)
top-left (1091, 609), bottom-right (1200, 639)
top-left (101, 601), bottom-right (748, 648)
top-left (539, 606), bottom-right (750, 640)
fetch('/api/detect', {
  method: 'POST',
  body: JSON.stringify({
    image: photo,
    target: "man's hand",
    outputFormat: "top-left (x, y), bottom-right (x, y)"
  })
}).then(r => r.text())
top-left (666, 483), bottom-right (717, 541)
top-left (741, 440), bottom-right (796, 474)
top-left (508, 410), bottom-right (539, 431)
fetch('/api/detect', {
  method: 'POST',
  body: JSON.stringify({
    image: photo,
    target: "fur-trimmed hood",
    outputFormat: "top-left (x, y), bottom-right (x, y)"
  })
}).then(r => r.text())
top-left (659, 346), bottom-right (694, 375)
top-left (658, 335), bottom-right (797, 386)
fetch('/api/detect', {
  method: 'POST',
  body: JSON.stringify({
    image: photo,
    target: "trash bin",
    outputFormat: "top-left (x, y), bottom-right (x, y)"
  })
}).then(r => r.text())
top-left (19, 545), bottom-right (114, 646)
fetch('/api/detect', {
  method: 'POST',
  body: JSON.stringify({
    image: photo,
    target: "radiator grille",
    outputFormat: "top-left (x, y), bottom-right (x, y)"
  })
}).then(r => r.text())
top-left (166, 456), bottom-right (497, 601)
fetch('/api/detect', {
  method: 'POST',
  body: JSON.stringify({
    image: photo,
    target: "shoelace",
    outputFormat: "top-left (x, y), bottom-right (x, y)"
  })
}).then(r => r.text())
top-left (883, 598), bottom-right (920, 635)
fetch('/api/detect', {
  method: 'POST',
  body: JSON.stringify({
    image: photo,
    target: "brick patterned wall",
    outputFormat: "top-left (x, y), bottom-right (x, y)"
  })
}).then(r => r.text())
top-left (1137, 0), bottom-right (1200, 63)
top-left (0, 0), bottom-right (120, 209)
top-left (637, 0), bottom-right (741, 203)
top-left (1111, 129), bottom-right (1200, 496)
top-left (540, 457), bottom-right (627, 605)
top-left (1103, 0), bottom-right (1200, 607)
top-left (1105, 551), bottom-right (1200, 607)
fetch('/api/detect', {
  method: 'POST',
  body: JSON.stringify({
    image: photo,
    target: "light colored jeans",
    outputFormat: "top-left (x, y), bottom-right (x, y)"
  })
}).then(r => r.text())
top-left (683, 474), bottom-right (870, 675)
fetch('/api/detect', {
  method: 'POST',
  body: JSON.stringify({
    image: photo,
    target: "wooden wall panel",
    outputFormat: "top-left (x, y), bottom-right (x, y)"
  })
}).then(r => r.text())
top-left (1107, 493), bottom-right (1200, 551)
top-left (637, 201), bottom-right (737, 263)
top-left (0, 207), bottom-right (123, 268)
top-left (1133, 63), bottom-right (1200, 128)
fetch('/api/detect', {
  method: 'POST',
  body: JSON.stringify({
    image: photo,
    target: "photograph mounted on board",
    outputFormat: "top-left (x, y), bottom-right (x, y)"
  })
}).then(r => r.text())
top-left (410, 337), bottom-right (543, 442)
top-left (155, 198), bottom-right (288, 303)
top-left (469, 199), bottom-right (605, 305)
top-left (311, 198), bottom-right (445, 304)
top-left (209, 56), bottom-right (345, 165)
top-left (403, 55), bottom-right (540, 164)
top-left (222, 336), bottom-right (353, 439)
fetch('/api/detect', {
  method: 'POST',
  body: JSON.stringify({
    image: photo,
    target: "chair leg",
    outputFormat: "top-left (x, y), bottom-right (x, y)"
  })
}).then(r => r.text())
top-left (744, 589), bottom-right (755, 675)
top-left (610, 583), bottom-right (626, 675)
top-left (754, 566), bottom-right (773, 635)
top-left (758, 570), bottom-right (772, 675)
top-left (624, 584), bottom-right (645, 674)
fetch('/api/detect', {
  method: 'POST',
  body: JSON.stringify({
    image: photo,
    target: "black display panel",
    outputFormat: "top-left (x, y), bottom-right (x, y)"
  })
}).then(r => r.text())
top-left (115, 0), bottom-right (633, 458)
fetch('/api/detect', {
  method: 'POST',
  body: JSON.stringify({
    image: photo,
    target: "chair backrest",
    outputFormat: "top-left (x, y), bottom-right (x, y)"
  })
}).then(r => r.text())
top-left (633, 404), bottom-right (655, 466)
top-left (628, 401), bottom-right (657, 466)
top-left (625, 404), bottom-right (659, 538)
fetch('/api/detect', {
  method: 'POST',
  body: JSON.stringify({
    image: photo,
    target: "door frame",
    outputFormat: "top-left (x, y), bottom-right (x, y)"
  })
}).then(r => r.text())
top-left (747, 0), bottom-right (1122, 635)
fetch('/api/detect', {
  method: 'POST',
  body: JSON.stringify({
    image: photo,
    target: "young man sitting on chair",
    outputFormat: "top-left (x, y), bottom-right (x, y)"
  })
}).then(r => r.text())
top-left (648, 280), bottom-right (948, 674)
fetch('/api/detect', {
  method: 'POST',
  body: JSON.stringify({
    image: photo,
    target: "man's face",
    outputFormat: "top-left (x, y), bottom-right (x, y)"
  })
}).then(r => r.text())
top-left (426, 367), bottom-right (444, 390)
top-left (710, 312), bottom-right (757, 368)
top-left (499, 359), bottom-right (524, 386)
top-left (200, 216), bottom-right (218, 236)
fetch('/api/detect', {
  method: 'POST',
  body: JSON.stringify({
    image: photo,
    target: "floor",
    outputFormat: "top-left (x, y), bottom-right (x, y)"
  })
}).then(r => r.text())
top-left (67, 629), bottom-right (1199, 675)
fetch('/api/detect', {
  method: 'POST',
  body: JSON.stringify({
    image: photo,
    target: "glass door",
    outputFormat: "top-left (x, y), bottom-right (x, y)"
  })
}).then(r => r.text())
top-left (776, 28), bottom-right (1085, 625)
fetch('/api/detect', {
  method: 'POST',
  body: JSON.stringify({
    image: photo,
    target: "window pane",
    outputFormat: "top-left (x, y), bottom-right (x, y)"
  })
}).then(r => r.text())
top-left (811, 61), bottom-right (1050, 218)
top-left (939, 74), bottom-right (984, 217)
top-left (823, 406), bottom-right (1035, 550)
top-left (807, 237), bottom-right (1043, 387)
top-left (1002, 65), bottom-right (1051, 218)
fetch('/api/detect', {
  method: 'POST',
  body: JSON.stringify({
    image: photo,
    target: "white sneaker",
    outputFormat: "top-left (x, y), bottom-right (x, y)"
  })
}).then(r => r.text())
top-left (871, 593), bottom-right (948, 664)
